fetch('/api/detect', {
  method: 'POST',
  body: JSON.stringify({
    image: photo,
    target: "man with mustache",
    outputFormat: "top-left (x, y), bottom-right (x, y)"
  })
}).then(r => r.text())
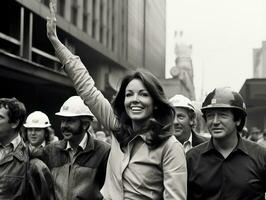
top-left (33, 96), bottom-right (110, 200)
top-left (169, 94), bottom-right (207, 152)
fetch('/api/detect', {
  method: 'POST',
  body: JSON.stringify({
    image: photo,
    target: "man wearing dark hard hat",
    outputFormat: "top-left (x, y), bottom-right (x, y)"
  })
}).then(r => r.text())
top-left (32, 96), bottom-right (110, 200)
top-left (186, 87), bottom-right (266, 200)
top-left (169, 94), bottom-right (208, 152)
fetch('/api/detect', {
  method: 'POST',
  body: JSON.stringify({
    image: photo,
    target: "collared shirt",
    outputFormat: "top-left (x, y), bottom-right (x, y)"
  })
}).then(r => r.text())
top-left (66, 133), bottom-right (88, 161)
top-left (0, 134), bottom-right (21, 160)
top-left (102, 134), bottom-right (187, 200)
top-left (183, 133), bottom-right (192, 152)
top-left (29, 141), bottom-right (46, 151)
top-left (66, 133), bottom-right (88, 151)
top-left (186, 136), bottom-right (266, 200)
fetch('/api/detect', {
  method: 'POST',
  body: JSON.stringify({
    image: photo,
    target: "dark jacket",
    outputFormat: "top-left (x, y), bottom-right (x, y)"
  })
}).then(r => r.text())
top-left (191, 130), bottom-right (209, 147)
top-left (0, 141), bottom-right (54, 200)
top-left (33, 133), bottom-right (110, 200)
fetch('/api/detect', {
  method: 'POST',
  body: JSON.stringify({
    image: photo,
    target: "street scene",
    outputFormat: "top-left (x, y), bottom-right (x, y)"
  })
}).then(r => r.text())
top-left (0, 0), bottom-right (266, 199)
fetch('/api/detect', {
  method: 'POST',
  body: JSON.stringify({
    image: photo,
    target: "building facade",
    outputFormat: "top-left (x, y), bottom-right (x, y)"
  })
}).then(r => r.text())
top-left (253, 41), bottom-right (266, 78)
top-left (240, 41), bottom-right (266, 132)
top-left (0, 0), bottom-right (166, 136)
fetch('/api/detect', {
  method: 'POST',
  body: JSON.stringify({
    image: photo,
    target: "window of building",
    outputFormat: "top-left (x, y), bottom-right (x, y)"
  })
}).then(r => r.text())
top-left (82, 0), bottom-right (88, 32)
top-left (71, 0), bottom-right (78, 26)
top-left (111, 0), bottom-right (115, 51)
top-left (92, 0), bottom-right (96, 38)
top-left (121, 0), bottom-right (127, 58)
top-left (99, 1), bottom-right (103, 43)
top-left (57, 0), bottom-right (65, 17)
top-left (41, 0), bottom-right (49, 7)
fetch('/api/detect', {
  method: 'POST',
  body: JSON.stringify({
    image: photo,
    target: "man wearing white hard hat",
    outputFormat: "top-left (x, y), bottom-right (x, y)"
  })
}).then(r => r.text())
top-left (24, 111), bottom-right (57, 149)
top-left (169, 94), bottom-right (208, 152)
top-left (32, 96), bottom-right (110, 200)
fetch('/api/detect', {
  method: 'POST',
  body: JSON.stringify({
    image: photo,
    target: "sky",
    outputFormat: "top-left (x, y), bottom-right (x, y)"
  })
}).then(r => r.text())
top-left (165, 0), bottom-right (266, 101)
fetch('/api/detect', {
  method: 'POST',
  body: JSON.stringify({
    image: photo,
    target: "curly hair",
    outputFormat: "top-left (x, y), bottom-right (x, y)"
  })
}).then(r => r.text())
top-left (112, 69), bottom-right (175, 149)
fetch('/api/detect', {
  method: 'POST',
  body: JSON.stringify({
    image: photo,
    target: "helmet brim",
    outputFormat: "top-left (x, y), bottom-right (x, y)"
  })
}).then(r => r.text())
top-left (23, 124), bottom-right (51, 128)
top-left (55, 112), bottom-right (94, 118)
top-left (201, 105), bottom-right (247, 116)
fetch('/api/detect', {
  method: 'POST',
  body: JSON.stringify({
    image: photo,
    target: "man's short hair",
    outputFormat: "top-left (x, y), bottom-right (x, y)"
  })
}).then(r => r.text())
top-left (0, 97), bottom-right (26, 132)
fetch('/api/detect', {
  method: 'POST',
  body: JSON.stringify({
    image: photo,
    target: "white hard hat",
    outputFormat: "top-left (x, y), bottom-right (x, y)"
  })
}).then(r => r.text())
top-left (55, 96), bottom-right (94, 118)
top-left (24, 111), bottom-right (51, 128)
top-left (169, 94), bottom-right (195, 112)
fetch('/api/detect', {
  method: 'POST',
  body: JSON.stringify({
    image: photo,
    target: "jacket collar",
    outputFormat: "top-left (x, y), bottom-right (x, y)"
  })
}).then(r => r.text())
top-left (58, 132), bottom-right (95, 153)
top-left (66, 133), bottom-right (88, 151)
top-left (0, 140), bottom-right (28, 165)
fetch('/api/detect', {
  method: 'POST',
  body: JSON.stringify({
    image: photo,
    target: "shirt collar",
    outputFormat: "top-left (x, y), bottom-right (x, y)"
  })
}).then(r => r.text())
top-left (66, 133), bottom-right (88, 151)
top-left (184, 132), bottom-right (192, 145)
top-left (233, 136), bottom-right (249, 155)
top-left (10, 134), bottom-right (22, 150)
top-left (29, 141), bottom-right (46, 149)
top-left (202, 134), bottom-right (247, 154)
top-left (41, 141), bottom-right (46, 147)
top-left (183, 133), bottom-right (192, 151)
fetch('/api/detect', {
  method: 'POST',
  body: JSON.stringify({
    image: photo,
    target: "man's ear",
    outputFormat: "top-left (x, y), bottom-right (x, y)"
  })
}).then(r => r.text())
top-left (236, 119), bottom-right (241, 127)
top-left (81, 118), bottom-right (92, 131)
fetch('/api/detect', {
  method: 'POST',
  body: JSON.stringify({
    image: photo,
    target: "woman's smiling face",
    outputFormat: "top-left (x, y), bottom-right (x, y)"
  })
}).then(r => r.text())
top-left (124, 79), bottom-right (154, 124)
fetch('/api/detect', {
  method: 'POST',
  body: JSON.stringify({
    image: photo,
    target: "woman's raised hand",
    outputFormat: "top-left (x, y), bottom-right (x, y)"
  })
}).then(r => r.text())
top-left (46, 0), bottom-right (58, 41)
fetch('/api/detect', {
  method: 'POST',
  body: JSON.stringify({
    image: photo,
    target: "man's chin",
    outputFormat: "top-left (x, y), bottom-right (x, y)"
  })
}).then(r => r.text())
top-left (63, 132), bottom-right (73, 139)
top-left (174, 131), bottom-right (183, 137)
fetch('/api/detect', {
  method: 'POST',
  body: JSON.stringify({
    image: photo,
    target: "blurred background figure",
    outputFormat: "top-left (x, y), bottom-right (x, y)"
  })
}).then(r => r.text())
top-left (248, 126), bottom-right (262, 142)
top-left (191, 100), bottom-right (210, 138)
top-left (23, 111), bottom-right (56, 149)
top-left (95, 130), bottom-right (111, 143)
top-left (169, 94), bottom-right (208, 152)
top-left (47, 126), bottom-right (59, 143)
top-left (257, 129), bottom-right (266, 148)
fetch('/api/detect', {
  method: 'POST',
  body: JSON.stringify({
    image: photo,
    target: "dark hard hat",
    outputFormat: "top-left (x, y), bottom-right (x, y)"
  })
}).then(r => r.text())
top-left (201, 87), bottom-right (247, 131)
top-left (201, 87), bottom-right (246, 115)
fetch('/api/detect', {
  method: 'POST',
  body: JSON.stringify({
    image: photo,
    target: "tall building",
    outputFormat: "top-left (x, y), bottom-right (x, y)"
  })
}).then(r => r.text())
top-left (0, 0), bottom-right (166, 135)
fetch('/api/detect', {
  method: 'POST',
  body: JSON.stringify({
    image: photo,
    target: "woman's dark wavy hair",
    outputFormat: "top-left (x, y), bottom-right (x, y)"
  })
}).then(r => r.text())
top-left (112, 69), bottom-right (175, 149)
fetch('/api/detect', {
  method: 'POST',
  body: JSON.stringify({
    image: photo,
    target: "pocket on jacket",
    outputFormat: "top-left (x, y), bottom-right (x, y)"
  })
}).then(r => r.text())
top-left (0, 175), bottom-right (24, 196)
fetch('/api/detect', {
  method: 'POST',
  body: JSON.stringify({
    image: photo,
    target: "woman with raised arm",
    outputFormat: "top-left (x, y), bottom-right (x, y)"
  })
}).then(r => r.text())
top-left (46, 1), bottom-right (187, 199)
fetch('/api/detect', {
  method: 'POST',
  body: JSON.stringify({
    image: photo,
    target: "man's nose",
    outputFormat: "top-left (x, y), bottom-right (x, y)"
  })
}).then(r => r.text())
top-left (212, 114), bottom-right (220, 123)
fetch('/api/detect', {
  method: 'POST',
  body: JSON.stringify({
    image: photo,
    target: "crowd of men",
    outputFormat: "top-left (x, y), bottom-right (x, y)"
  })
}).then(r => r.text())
top-left (1, 86), bottom-right (266, 199)
top-left (2, 0), bottom-right (266, 198)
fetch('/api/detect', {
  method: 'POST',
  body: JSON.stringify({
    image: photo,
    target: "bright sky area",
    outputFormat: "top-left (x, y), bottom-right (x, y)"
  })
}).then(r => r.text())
top-left (165, 0), bottom-right (266, 101)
